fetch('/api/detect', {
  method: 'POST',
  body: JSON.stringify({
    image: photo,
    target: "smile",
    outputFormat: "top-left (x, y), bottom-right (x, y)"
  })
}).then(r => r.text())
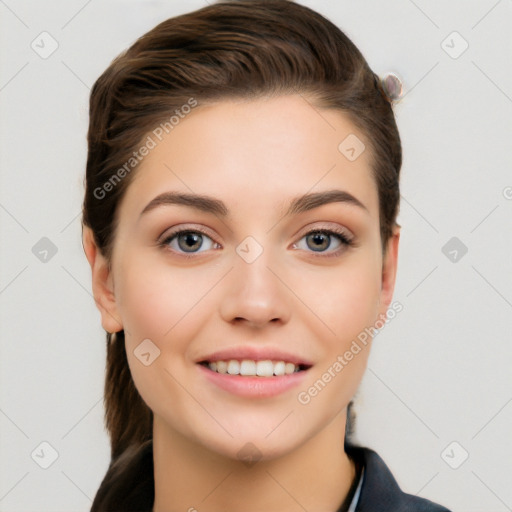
top-left (197, 358), bottom-right (311, 398)
top-left (200, 359), bottom-right (310, 377)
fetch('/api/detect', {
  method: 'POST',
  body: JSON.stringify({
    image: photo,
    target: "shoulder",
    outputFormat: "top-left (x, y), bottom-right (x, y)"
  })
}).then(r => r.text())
top-left (346, 444), bottom-right (451, 512)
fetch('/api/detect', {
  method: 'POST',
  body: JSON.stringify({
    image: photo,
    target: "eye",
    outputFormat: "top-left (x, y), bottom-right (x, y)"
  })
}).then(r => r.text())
top-left (160, 228), bottom-right (220, 255)
top-left (292, 228), bottom-right (353, 256)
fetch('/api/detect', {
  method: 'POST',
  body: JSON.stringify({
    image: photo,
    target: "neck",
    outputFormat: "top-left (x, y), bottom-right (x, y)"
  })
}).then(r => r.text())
top-left (153, 413), bottom-right (356, 512)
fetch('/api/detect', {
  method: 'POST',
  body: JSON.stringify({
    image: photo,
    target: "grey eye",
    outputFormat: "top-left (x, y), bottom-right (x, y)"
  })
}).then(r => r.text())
top-left (163, 230), bottom-right (217, 253)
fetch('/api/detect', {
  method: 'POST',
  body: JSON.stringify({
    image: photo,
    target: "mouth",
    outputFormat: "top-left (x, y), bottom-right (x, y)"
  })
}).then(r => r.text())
top-left (198, 359), bottom-right (312, 377)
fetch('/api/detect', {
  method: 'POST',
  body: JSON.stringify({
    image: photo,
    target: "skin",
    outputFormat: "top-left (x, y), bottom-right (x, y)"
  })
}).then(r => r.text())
top-left (83, 94), bottom-right (400, 512)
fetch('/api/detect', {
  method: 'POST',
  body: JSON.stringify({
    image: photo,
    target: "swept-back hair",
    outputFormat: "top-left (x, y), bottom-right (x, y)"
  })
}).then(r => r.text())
top-left (82, 1), bottom-right (401, 508)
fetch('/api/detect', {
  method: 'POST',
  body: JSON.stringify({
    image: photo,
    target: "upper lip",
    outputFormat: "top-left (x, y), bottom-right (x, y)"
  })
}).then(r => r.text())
top-left (196, 346), bottom-right (313, 367)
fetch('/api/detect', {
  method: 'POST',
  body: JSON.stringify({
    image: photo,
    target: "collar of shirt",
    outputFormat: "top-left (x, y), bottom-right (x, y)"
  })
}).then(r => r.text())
top-left (347, 467), bottom-right (364, 512)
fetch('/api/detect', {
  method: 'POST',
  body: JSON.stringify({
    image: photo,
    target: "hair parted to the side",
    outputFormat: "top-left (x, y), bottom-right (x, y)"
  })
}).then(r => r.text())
top-left (82, 0), bottom-right (401, 507)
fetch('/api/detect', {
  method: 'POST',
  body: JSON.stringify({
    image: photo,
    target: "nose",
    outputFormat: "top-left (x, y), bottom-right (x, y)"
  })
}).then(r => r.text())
top-left (219, 251), bottom-right (292, 329)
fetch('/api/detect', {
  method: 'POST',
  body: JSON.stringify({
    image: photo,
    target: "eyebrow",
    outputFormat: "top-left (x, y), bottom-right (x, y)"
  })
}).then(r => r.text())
top-left (139, 189), bottom-right (368, 219)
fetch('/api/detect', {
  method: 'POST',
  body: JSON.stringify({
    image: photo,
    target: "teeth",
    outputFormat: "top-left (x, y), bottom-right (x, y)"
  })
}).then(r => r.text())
top-left (256, 360), bottom-right (273, 377)
top-left (284, 362), bottom-right (296, 375)
top-left (207, 359), bottom-right (302, 376)
top-left (227, 360), bottom-right (240, 375)
top-left (216, 361), bottom-right (228, 374)
top-left (240, 360), bottom-right (257, 375)
top-left (273, 361), bottom-right (285, 376)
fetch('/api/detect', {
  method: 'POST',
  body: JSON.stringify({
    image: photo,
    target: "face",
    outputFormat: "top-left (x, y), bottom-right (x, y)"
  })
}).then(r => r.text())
top-left (87, 94), bottom-right (399, 461)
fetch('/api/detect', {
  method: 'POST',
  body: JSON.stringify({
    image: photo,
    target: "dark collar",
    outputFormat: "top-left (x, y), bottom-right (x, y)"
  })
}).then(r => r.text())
top-left (345, 444), bottom-right (451, 512)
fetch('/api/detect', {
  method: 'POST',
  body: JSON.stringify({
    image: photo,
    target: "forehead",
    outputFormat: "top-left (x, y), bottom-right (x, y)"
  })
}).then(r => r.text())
top-left (120, 94), bottom-right (378, 220)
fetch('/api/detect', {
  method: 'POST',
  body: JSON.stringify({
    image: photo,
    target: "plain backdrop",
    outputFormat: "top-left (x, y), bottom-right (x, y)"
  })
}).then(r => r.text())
top-left (1, 1), bottom-right (511, 511)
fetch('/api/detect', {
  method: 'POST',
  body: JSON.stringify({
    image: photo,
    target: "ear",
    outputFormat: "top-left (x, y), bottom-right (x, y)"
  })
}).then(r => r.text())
top-left (377, 225), bottom-right (400, 318)
top-left (82, 225), bottom-right (123, 333)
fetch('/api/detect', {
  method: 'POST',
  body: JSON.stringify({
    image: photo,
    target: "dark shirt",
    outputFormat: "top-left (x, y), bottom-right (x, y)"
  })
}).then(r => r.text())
top-left (345, 444), bottom-right (451, 511)
top-left (91, 440), bottom-right (451, 512)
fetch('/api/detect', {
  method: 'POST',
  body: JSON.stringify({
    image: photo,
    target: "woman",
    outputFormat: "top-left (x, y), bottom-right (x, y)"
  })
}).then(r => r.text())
top-left (82, 1), bottom-right (451, 510)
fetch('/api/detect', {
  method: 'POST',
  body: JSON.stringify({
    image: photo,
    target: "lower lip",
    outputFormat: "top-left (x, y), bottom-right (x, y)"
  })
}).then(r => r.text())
top-left (197, 364), bottom-right (309, 398)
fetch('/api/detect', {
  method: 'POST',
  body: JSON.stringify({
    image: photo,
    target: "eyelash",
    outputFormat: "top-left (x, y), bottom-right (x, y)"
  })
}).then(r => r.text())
top-left (158, 226), bottom-right (355, 259)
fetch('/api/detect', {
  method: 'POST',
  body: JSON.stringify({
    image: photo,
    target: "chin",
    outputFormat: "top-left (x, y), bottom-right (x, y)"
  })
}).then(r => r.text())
top-left (206, 434), bottom-right (300, 464)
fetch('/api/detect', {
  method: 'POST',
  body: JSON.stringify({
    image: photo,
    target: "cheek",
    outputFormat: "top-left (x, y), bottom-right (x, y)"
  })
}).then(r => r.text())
top-left (293, 253), bottom-right (382, 343)
top-left (292, 252), bottom-right (381, 409)
top-left (295, 265), bottom-right (380, 421)
top-left (115, 257), bottom-right (210, 418)
top-left (114, 252), bottom-right (216, 342)
top-left (113, 253), bottom-right (224, 398)
top-left (118, 274), bottom-right (176, 342)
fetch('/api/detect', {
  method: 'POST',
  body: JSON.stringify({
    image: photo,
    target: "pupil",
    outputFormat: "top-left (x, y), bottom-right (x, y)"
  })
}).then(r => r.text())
top-left (178, 232), bottom-right (202, 252)
top-left (308, 233), bottom-right (329, 251)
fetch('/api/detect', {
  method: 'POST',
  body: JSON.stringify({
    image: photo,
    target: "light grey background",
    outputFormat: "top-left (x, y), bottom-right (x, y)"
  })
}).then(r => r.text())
top-left (1, 1), bottom-right (511, 511)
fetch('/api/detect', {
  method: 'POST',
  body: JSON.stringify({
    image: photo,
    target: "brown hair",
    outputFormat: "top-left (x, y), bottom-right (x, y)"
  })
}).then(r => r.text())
top-left (82, 0), bottom-right (401, 507)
